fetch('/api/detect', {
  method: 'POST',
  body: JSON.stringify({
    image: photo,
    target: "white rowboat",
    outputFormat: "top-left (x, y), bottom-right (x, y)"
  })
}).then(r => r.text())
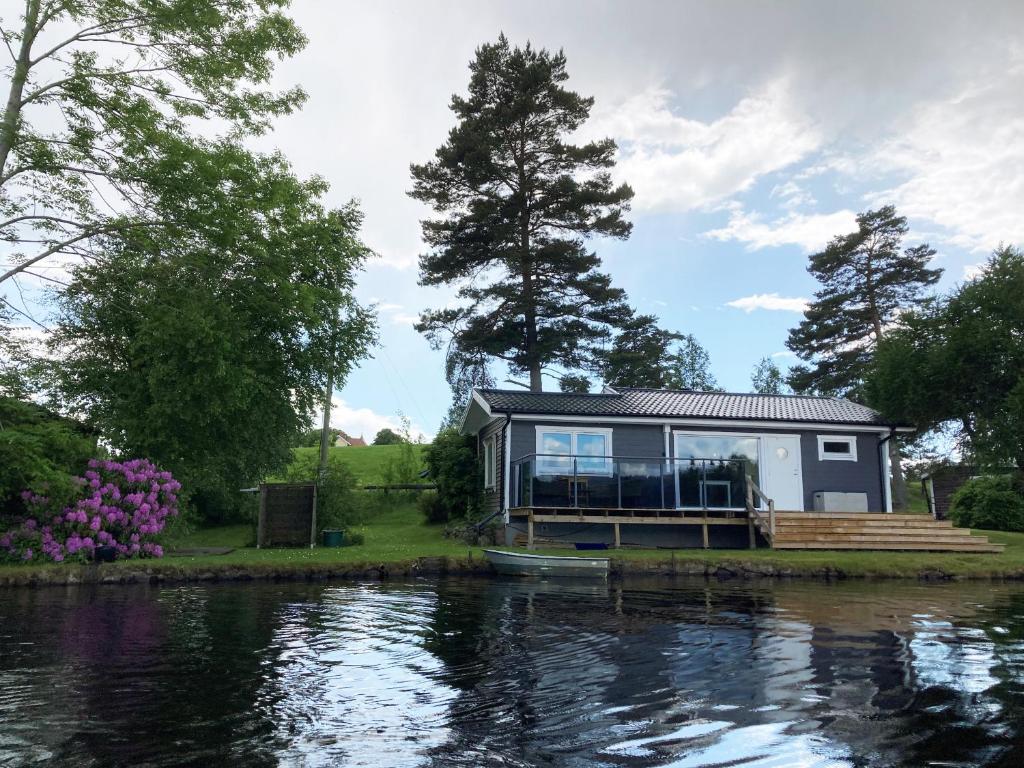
top-left (483, 549), bottom-right (610, 578)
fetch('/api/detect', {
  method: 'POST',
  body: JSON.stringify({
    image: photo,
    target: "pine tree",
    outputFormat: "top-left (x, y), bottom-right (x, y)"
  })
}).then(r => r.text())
top-left (596, 315), bottom-right (683, 389)
top-left (751, 356), bottom-right (787, 394)
top-left (786, 205), bottom-right (942, 507)
top-left (410, 36), bottom-right (634, 392)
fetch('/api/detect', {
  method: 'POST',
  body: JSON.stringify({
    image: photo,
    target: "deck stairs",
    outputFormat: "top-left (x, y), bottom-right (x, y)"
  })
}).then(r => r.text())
top-left (768, 512), bottom-right (1004, 553)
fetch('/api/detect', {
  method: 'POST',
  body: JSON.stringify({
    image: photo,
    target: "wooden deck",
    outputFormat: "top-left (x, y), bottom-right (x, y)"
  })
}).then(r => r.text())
top-left (507, 507), bottom-right (1004, 553)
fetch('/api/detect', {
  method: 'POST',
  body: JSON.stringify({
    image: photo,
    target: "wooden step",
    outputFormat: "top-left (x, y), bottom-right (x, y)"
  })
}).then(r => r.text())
top-left (772, 540), bottom-right (1004, 552)
top-left (774, 514), bottom-right (937, 528)
top-left (773, 534), bottom-right (986, 545)
top-left (773, 526), bottom-right (972, 537)
top-left (775, 518), bottom-right (953, 528)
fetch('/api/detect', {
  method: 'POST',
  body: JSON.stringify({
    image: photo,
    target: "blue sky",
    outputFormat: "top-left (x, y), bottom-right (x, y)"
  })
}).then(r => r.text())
top-left (5, 1), bottom-right (1023, 441)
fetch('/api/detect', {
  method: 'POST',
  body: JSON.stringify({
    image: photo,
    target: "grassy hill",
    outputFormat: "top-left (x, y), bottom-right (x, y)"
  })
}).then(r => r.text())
top-left (289, 444), bottom-right (426, 486)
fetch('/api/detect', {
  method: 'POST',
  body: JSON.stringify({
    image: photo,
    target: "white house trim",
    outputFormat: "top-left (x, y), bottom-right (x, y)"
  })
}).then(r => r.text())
top-left (512, 412), bottom-right (898, 435)
top-left (503, 418), bottom-right (512, 520)
top-left (881, 439), bottom-right (893, 513)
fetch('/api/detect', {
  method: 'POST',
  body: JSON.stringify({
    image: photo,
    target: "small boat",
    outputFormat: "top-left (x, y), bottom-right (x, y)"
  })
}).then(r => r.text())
top-left (483, 549), bottom-right (610, 579)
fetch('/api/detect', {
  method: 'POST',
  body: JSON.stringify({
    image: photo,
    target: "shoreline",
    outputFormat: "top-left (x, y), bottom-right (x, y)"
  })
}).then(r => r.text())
top-left (3, 551), bottom-right (1024, 588)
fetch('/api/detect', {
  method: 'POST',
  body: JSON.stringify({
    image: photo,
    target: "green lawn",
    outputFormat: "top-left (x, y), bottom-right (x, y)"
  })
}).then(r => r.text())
top-left (289, 444), bottom-right (426, 486)
top-left (5, 500), bottom-right (1024, 582)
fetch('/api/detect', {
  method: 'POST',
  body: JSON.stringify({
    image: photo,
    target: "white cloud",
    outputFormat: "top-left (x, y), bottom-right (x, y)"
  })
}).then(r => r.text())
top-left (771, 350), bottom-right (798, 359)
top-left (726, 293), bottom-right (809, 313)
top-left (862, 58), bottom-right (1024, 252)
top-left (705, 207), bottom-right (857, 251)
top-left (588, 79), bottom-right (822, 212)
top-left (318, 397), bottom-right (432, 443)
top-left (770, 180), bottom-right (816, 209)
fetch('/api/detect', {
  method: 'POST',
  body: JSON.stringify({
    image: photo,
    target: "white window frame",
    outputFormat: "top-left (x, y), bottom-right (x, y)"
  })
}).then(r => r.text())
top-left (483, 435), bottom-right (497, 489)
top-left (817, 434), bottom-right (857, 462)
top-left (534, 426), bottom-right (614, 476)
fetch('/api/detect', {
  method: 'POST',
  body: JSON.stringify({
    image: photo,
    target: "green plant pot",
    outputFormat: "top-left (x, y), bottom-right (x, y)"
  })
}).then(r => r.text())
top-left (322, 529), bottom-right (345, 548)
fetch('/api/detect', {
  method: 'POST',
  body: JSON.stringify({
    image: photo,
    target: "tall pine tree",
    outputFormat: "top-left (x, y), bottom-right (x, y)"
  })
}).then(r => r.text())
top-left (596, 315), bottom-right (683, 389)
top-left (410, 36), bottom-right (634, 392)
top-left (786, 205), bottom-right (941, 507)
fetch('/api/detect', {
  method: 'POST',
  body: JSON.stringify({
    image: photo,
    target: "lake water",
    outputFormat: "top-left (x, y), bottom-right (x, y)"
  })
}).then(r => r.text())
top-left (1, 577), bottom-right (1023, 767)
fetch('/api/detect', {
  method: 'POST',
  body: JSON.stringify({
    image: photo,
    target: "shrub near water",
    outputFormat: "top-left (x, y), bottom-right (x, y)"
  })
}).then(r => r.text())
top-left (950, 474), bottom-right (1024, 532)
top-left (0, 459), bottom-right (180, 563)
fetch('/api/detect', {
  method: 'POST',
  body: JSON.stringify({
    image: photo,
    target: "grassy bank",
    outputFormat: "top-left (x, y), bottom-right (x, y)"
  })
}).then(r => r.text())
top-left (4, 501), bottom-right (1024, 584)
top-left (289, 444), bottom-right (426, 486)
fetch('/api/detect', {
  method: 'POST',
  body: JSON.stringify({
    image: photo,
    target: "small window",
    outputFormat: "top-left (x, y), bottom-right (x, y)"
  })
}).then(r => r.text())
top-left (483, 436), bottom-right (496, 489)
top-left (817, 435), bottom-right (857, 461)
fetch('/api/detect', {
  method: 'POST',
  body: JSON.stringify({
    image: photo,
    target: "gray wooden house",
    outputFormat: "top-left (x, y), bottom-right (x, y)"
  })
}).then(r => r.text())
top-left (460, 387), bottom-right (1001, 552)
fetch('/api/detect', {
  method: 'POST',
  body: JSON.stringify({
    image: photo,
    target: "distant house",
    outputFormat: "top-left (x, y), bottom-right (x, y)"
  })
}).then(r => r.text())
top-left (334, 431), bottom-right (367, 447)
top-left (461, 386), bottom-right (914, 548)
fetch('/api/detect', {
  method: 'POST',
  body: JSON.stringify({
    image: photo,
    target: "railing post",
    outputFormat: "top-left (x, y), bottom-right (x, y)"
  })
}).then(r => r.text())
top-left (573, 458), bottom-right (578, 508)
top-left (660, 460), bottom-right (666, 510)
top-left (617, 459), bottom-right (622, 509)
top-left (769, 499), bottom-right (776, 537)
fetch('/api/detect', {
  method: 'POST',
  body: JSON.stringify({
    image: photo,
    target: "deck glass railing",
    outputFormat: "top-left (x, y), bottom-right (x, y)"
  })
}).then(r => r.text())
top-left (510, 454), bottom-right (752, 511)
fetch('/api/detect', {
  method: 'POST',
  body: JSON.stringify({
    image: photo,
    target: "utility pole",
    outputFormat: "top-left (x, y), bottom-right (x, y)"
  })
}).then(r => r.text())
top-left (318, 309), bottom-right (340, 480)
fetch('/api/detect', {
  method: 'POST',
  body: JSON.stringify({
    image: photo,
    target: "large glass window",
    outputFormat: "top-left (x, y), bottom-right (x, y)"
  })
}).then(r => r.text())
top-left (536, 428), bottom-right (612, 475)
top-left (674, 433), bottom-right (759, 509)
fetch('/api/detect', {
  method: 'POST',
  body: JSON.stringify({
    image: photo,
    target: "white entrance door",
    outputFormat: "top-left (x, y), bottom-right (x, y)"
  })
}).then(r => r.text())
top-left (761, 435), bottom-right (804, 511)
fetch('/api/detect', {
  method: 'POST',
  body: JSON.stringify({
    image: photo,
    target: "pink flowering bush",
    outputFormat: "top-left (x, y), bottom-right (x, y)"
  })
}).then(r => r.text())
top-left (0, 459), bottom-right (180, 564)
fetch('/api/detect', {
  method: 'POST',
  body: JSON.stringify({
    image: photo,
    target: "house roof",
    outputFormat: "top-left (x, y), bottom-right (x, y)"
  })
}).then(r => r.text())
top-left (469, 387), bottom-right (895, 428)
top-left (337, 430), bottom-right (367, 447)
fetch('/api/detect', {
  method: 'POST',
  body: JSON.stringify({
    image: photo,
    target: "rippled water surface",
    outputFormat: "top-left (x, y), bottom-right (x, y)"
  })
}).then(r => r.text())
top-left (2, 577), bottom-right (1024, 767)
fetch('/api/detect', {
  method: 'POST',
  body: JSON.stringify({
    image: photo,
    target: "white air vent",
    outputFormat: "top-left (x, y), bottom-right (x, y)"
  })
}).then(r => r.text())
top-left (812, 491), bottom-right (869, 512)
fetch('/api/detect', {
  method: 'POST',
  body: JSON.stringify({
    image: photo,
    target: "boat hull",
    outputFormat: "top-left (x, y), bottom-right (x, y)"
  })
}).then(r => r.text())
top-left (483, 549), bottom-right (609, 579)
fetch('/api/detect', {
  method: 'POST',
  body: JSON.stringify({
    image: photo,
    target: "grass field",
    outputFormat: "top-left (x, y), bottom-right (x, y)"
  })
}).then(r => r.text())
top-left (288, 444), bottom-right (426, 486)
top-left (5, 499), bottom-right (1024, 582)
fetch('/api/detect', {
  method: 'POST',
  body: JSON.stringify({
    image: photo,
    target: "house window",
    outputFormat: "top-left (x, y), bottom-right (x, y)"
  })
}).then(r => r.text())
top-left (817, 435), bottom-right (857, 461)
top-left (483, 436), bottom-right (496, 489)
top-left (535, 427), bottom-right (613, 475)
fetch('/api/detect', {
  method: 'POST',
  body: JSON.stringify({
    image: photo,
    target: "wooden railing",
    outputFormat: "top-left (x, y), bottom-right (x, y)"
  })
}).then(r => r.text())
top-left (745, 474), bottom-right (775, 545)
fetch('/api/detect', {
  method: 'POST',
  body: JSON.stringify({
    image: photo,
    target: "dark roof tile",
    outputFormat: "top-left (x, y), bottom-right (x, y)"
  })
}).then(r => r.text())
top-left (475, 387), bottom-right (889, 426)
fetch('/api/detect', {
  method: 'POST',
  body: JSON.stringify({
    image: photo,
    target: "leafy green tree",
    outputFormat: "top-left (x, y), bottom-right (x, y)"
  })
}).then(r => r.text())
top-left (787, 205), bottom-right (941, 507)
top-left (410, 35), bottom-right (634, 392)
top-left (373, 428), bottom-right (405, 446)
top-left (420, 427), bottom-right (481, 523)
top-left (596, 314), bottom-right (683, 389)
top-left (52, 163), bottom-right (377, 524)
top-left (751, 356), bottom-right (787, 395)
top-left (0, 396), bottom-right (97, 516)
top-left (870, 246), bottom-right (1024, 470)
top-left (0, 0), bottom-right (305, 288)
top-left (673, 334), bottom-right (721, 391)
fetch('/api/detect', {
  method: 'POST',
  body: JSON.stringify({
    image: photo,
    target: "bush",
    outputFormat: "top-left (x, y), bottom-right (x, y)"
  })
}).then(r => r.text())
top-left (950, 474), bottom-right (1024, 532)
top-left (421, 428), bottom-right (481, 524)
top-left (417, 490), bottom-right (448, 524)
top-left (0, 458), bottom-right (181, 563)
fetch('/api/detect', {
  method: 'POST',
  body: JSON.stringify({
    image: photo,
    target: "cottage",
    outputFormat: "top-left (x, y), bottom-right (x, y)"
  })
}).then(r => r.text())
top-left (459, 386), bottom-right (1002, 551)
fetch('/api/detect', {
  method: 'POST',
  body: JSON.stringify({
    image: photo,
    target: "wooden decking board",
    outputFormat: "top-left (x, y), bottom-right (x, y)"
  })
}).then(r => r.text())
top-left (773, 541), bottom-right (1003, 552)
top-left (507, 506), bottom-right (1001, 553)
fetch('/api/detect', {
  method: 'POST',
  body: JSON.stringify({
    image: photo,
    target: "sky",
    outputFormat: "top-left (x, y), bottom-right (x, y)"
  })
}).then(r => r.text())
top-left (6, 0), bottom-right (1024, 442)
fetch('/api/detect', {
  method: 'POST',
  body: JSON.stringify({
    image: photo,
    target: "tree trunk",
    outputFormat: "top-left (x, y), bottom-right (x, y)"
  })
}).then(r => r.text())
top-left (0, 1), bottom-right (39, 180)
top-left (889, 437), bottom-right (907, 510)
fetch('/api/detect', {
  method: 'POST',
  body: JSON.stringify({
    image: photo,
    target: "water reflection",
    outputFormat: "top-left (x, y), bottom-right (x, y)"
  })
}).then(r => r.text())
top-left (0, 578), bottom-right (1022, 766)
